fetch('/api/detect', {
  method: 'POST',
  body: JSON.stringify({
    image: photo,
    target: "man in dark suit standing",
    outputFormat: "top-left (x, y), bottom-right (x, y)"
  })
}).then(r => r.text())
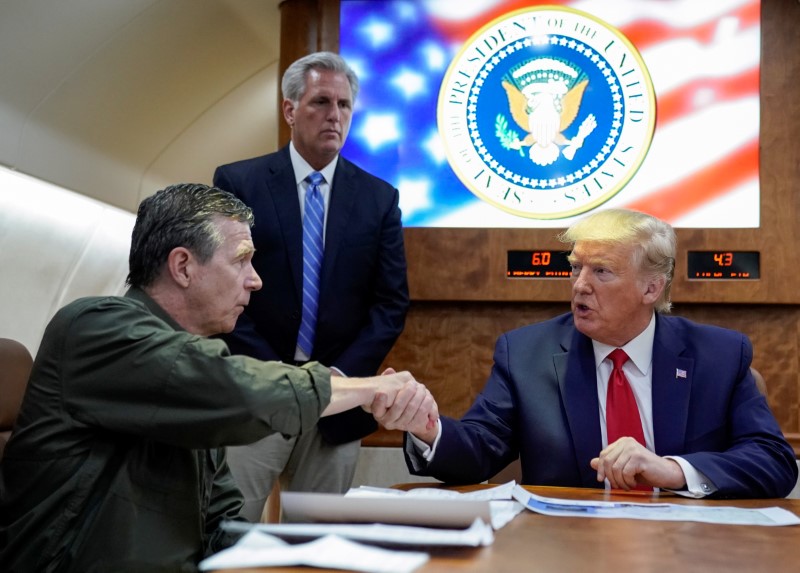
top-left (394, 208), bottom-right (797, 498)
top-left (213, 51), bottom-right (409, 520)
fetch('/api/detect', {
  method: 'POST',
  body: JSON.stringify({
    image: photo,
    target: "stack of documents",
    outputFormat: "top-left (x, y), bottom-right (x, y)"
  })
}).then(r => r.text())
top-left (286, 479), bottom-right (524, 530)
top-left (200, 482), bottom-right (525, 571)
top-left (220, 517), bottom-right (494, 548)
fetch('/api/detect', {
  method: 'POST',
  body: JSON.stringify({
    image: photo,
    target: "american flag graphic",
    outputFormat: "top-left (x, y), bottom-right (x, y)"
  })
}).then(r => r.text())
top-left (340, 0), bottom-right (759, 228)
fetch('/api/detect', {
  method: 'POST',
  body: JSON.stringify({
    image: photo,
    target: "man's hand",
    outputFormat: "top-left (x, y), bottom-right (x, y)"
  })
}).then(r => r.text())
top-left (362, 368), bottom-right (417, 411)
top-left (326, 369), bottom-right (418, 417)
top-left (590, 437), bottom-right (686, 490)
top-left (368, 368), bottom-right (439, 436)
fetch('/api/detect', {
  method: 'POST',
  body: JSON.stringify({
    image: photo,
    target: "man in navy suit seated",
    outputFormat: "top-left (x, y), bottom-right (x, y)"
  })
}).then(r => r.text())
top-left (390, 208), bottom-right (797, 498)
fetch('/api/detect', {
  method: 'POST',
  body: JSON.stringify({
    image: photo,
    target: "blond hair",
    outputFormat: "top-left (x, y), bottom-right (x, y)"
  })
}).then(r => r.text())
top-left (558, 209), bottom-right (675, 313)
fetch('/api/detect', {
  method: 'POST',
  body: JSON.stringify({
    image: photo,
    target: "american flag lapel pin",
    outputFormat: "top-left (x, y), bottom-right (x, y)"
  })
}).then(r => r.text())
top-left (676, 368), bottom-right (687, 379)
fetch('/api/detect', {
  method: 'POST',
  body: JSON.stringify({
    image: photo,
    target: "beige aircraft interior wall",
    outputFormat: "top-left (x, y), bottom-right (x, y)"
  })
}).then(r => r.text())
top-left (0, 167), bottom-right (134, 355)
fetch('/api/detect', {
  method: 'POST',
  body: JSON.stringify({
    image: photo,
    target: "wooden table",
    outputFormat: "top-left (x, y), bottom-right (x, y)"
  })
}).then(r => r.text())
top-left (213, 484), bottom-right (800, 573)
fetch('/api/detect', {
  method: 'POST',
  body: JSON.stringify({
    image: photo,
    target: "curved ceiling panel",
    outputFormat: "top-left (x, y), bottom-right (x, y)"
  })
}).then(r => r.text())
top-left (0, 0), bottom-right (281, 211)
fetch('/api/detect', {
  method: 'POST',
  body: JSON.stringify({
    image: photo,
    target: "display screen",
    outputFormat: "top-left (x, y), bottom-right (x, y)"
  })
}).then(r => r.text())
top-left (507, 250), bottom-right (572, 278)
top-left (687, 251), bottom-right (760, 279)
top-left (340, 0), bottom-right (760, 228)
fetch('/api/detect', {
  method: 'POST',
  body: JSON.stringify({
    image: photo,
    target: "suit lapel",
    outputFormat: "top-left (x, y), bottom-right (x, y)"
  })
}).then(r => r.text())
top-left (556, 315), bottom-right (693, 483)
top-left (268, 148), bottom-right (304, 298)
top-left (651, 315), bottom-right (693, 455)
top-left (558, 328), bottom-right (603, 486)
top-left (320, 158), bottom-right (357, 292)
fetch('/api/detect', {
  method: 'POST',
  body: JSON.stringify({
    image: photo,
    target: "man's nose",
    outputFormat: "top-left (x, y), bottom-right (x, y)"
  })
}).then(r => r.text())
top-left (247, 268), bottom-right (263, 291)
top-left (572, 268), bottom-right (591, 293)
top-left (326, 104), bottom-right (340, 122)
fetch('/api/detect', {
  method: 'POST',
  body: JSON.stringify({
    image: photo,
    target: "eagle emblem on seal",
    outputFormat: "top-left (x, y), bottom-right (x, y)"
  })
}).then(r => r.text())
top-left (496, 57), bottom-right (597, 167)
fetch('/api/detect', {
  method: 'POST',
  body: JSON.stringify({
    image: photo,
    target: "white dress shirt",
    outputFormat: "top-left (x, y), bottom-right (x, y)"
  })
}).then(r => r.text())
top-left (289, 142), bottom-right (336, 239)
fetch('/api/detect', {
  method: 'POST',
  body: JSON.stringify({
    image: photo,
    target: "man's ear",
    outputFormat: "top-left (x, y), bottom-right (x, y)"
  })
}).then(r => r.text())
top-left (283, 98), bottom-right (295, 127)
top-left (642, 275), bottom-right (666, 305)
top-left (166, 247), bottom-right (193, 288)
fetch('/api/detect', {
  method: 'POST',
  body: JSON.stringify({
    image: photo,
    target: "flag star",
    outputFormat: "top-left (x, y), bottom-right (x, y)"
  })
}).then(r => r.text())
top-left (398, 178), bottom-right (432, 217)
top-left (362, 18), bottom-right (394, 48)
top-left (391, 69), bottom-right (426, 99)
top-left (358, 114), bottom-right (400, 150)
top-left (422, 130), bottom-right (447, 165)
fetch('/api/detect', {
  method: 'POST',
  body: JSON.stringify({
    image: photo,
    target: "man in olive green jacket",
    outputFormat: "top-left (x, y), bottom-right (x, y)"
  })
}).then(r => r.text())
top-left (0, 184), bottom-right (436, 573)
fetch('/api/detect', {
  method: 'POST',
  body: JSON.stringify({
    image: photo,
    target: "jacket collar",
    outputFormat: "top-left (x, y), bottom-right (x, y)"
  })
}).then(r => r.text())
top-left (125, 287), bottom-right (185, 332)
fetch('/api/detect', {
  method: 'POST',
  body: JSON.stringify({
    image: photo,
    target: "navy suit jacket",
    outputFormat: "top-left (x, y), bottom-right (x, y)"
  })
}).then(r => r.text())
top-left (406, 312), bottom-right (798, 498)
top-left (214, 147), bottom-right (409, 444)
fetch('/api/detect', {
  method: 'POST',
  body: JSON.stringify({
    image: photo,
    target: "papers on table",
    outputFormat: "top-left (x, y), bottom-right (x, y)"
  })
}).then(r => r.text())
top-left (208, 481), bottom-right (518, 572)
top-left (277, 481), bottom-right (522, 531)
top-left (281, 491), bottom-right (492, 529)
top-left (343, 480), bottom-right (525, 530)
top-left (347, 480), bottom-right (518, 501)
top-left (199, 530), bottom-right (429, 573)
top-left (512, 485), bottom-right (800, 526)
top-left (221, 517), bottom-right (494, 547)
top-left (201, 482), bottom-right (800, 572)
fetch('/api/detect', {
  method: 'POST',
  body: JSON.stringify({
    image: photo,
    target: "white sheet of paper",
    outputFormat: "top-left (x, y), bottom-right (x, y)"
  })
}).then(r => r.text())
top-left (199, 530), bottom-right (429, 573)
top-left (347, 480), bottom-right (517, 501)
top-left (344, 480), bottom-right (524, 529)
top-left (221, 517), bottom-right (494, 547)
top-left (281, 490), bottom-right (493, 529)
top-left (512, 485), bottom-right (800, 526)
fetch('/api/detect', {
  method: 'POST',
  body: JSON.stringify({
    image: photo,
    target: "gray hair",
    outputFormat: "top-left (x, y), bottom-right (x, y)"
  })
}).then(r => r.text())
top-left (558, 208), bottom-right (676, 313)
top-left (281, 51), bottom-right (359, 103)
top-left (127, 183), bottom-right (254, 288)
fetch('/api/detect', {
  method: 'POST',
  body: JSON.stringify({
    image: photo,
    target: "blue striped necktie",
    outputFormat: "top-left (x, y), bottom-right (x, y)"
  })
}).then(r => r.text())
top-left (298, 171), bottom-right (325, 356)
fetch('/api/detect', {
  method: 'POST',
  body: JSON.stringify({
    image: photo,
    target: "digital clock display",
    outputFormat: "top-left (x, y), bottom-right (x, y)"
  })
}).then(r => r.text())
top-left (687, 251), bottom-right (760, 280)
top-left (507, 250), bottom-right (572, 279)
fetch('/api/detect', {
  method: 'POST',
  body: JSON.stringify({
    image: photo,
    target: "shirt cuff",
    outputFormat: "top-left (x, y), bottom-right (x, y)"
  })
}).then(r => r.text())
top-left (408, 420), bottom-right (442, 462)
top-left (664, 455), bottom-right (717, 498)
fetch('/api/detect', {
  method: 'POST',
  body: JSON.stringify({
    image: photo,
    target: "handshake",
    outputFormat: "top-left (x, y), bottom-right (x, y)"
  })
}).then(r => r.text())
top-left (326, 368), bottom-right (439, 441)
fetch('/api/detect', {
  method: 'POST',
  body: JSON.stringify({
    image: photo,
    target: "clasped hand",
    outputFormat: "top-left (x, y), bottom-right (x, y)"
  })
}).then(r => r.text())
top-left (365, 368), bottom-right (439, 434)
top-left (591, 437), bottom-right (686, 490)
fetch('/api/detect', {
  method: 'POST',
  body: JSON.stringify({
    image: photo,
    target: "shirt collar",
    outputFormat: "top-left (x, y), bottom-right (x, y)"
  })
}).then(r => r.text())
top-left (289, 142), bottom-right (338, 186)
top-left (591, 313), bottom-right (656, 376)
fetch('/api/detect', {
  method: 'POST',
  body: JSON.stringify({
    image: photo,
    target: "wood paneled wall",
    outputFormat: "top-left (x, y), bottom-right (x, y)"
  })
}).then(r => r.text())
top-left (279, 0), bottom-right (800, 453)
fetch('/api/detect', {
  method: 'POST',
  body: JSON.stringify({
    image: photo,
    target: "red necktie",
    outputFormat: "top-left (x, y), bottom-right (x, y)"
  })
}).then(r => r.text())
top-left (606, 349), bottom-right (651, 491)
top-left (606, 349), bottom-right (646, 447)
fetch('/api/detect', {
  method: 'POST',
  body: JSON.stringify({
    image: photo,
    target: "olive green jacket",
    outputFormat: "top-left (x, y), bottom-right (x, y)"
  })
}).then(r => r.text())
top-left (0, 288), bottom-right (331, 572)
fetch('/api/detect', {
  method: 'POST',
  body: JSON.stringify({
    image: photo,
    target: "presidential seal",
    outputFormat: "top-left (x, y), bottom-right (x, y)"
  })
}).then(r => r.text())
top-left (438, 6), bottom-right (656, 219)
